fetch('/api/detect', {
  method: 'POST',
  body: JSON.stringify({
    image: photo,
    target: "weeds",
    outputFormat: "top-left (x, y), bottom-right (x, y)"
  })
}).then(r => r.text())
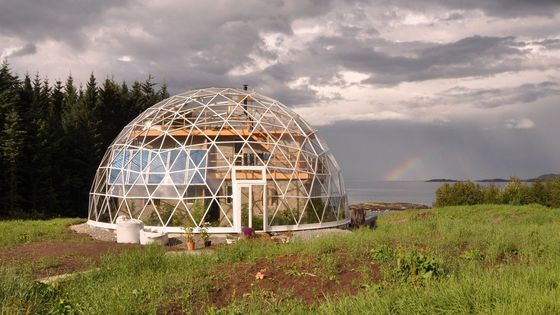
top-left (3, 205), bottom-right (560, 314)
top-left (370, 244), bottom-right (395, 262)
top-left (461, 249), bottom-right (484, 261)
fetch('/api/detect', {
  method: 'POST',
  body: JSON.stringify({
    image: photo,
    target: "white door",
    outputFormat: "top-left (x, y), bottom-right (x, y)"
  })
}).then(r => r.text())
top-left (232, 167), bottom-right (267, 232)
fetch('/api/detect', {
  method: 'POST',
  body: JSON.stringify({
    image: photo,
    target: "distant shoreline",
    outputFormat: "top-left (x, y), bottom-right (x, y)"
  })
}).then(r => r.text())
top-left (426, 173), bottom-right (559, 183)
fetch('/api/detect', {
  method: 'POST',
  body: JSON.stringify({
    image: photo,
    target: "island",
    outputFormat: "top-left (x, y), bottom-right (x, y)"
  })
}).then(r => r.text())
top-left (425, 179), bottom-right (458, 182)
top-left (426, 173), bottom-right (559, 183)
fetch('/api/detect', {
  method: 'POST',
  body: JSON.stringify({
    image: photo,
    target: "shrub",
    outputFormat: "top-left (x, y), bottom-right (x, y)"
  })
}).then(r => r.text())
top-left (370, 244), bottom-right (395, 262)
top-left (530, 181), bottom-right (547, 205)
top-left (396, 250), bottom-right (446, 283)
top-left (435, 177), bottom-right (560, 208)
top-left (544, 177), bottom-right (560, 208)
top-left (434, 181), bottom-right (483, 207)
top-left (501, 177), bottom-right (532, 205)
top-left (434, 183), bottom-right (452, 207)
top-left (482, 184), bottom-right (501, 204)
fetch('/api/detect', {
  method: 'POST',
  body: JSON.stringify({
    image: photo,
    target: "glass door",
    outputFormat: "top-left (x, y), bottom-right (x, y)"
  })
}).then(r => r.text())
top-left (238, 184), bottom-right (265, 231)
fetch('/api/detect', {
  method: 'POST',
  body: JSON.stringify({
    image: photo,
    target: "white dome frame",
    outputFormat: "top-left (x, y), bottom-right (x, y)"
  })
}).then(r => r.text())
top-left (88, 87), bottom-right (348, 233)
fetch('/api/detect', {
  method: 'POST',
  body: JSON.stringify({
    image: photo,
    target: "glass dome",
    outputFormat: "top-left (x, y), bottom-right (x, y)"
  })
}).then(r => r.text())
top-left (88, 87), bottom-right (348, 233)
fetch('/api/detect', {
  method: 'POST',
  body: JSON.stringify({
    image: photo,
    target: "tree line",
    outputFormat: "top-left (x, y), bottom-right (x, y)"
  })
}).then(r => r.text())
top-left (0, 61), bottom-right (169, 218)
top-left (434, 177), bottom-right (560, 208)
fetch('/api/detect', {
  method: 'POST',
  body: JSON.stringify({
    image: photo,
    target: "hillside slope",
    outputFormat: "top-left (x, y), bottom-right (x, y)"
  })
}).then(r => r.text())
top-left (2, 205), bottom-right (560, 314)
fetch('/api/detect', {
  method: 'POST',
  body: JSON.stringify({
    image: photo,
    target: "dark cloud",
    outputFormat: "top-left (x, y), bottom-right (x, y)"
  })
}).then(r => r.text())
top-left (457, 0), bottom-right (560, 17)
top-left (2, 0), bottom-right (558, 106)
top-left (435, 81), bottom-right (560, 108)
top-left (2, 0), bottom-right (559, 180)
top-left (0, 0), bottom-right (130, 47)
top-left (81, 0), bottom-right (339, 103)
top-left (369, 36), bottom-right (529, 84)
top-left (533, 38), bottom-right (560, 49)
top-left (440, 12), bottom-right (465, 21)
top-left (386, 0), bottom-right (560, 17)
top-left (320, 118), bottom-right (559, 181)
top-left (10, 43), bottom-right (37, 57)
top-left (295, 35), bottom-right (537, 86)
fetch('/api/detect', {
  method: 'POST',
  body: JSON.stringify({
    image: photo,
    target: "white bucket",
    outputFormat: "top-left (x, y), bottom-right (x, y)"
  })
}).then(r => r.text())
top-left (115, 216), bottom-right (144, 244)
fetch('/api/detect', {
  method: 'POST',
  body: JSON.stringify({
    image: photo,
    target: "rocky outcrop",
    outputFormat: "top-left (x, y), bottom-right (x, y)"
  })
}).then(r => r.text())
top-left (348, 202), bottom-right (431, 229)
top-left (350, 202), bottom-right (431, 212)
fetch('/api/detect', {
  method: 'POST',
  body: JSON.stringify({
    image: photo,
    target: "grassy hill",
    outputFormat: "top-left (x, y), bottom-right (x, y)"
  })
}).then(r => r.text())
top-left (2, 205), bottom-right (560, 314)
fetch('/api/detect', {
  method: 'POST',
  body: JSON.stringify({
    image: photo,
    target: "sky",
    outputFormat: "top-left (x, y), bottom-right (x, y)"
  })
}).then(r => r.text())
top-left (1, 0), bottom-right (559, 181)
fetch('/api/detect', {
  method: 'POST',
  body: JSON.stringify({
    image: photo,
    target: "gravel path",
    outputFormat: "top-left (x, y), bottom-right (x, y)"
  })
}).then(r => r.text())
top-left (70, 223), bottom-right (116, 242)
top-left (290, 228), bottom-right (352, 241)
top-left (71, 222), bottom-right (354, 244)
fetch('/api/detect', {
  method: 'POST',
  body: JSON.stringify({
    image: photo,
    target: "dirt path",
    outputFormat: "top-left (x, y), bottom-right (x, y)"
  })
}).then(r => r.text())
top-left (0, 232), bottom-right (140, 278)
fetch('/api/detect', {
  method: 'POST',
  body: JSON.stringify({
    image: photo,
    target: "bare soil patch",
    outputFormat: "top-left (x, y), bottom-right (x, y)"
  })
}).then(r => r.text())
top-left (207, 252), bottom-right (381, 308)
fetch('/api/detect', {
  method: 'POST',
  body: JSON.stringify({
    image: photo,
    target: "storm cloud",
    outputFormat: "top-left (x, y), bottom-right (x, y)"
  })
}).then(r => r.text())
top-left (1, 0), bottom-right (559, 180)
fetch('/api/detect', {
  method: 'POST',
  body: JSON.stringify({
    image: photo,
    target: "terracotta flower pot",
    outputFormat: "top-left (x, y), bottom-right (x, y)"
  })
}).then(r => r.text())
top-left (187, 239), bottom-right (195, 251)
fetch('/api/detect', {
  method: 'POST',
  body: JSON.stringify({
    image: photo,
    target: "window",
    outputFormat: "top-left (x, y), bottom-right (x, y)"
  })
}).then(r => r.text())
top-left (109, 148), bottom-right (208, 186)
top-left (190, 150), bottom-right (207, 168)
top-left (260, 152), bottom-right (271, 162)
top-left (234, 142), bottom-right (243, 153)
top-left (126, 149), bottom-right (148, 184)
top-left (147, 153), bottom-right (166, 184)
top-left (268, 187), bottom-right (278, 206)
top-left (243, 153), bottom-right (256, 166)
top-left (109, 150), bottom-right (125, 184)
top-left (225, 185), bottom-right (232, 204)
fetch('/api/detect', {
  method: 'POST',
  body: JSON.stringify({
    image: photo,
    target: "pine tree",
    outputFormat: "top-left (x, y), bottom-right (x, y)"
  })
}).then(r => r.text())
top-left (59, 73), bottom-right (101, 215)
top-left (1, 108), bottom-right (26, 213)
top-left (0, 66), bottom-right (169, 218)
top-left (129, 80), bottom-right (144, 116)
top-left (139, 75), bottom-right (160, 111)
top-left (97, 77), bottom-right (122, 150)
top-left (0, 60), bottom-right (24, 215)
top-left (23, 76), bottom-right (53, 211)
top-left (45, 80), bottom-right (65, 212)
top-left (62, 75), bottom-right (78, 121)
top-left (158, 82), bottom-right (170, 99)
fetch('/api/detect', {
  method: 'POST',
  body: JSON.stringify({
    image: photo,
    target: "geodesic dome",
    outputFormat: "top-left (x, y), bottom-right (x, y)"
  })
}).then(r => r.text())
top-left (88, 87), bottom-right (348, 233)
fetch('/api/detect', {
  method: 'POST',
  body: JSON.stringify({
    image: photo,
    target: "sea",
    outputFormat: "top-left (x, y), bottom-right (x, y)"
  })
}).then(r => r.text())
top-left (345, 180), bottom-right (507, 206)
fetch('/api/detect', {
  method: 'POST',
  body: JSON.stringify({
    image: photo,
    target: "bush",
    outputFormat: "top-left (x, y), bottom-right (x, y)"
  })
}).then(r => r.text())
top-left (435, 177), bottom-right (560, 208)
top-left (544, 178), bottom-right (560, 208)
top-left (530, 181), bottom-right (547, 205)
top-left (482, 184), bottom-right (501, 204)
top-left (370, 244), bottom-right (395, 262)
top-left (434, 181), bottom-right (483, 207)
top-left (501, 177), bottom-right (532, 205)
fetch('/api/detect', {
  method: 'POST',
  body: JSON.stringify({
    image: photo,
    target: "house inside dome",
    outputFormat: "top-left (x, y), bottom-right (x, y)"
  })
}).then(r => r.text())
top-left (88, 87), bottom-right (348, 233)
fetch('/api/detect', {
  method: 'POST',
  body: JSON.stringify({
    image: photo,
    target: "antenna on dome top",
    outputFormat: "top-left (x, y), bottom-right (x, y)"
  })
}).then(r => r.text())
top-left (243, 84), bottom-right (248, 112)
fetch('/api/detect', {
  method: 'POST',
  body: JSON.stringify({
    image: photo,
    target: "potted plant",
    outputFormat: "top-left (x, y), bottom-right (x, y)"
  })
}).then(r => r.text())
top-left (200, 222), bottom-right (211, 247)
top-left (184, 226), bottom-right (195, 251)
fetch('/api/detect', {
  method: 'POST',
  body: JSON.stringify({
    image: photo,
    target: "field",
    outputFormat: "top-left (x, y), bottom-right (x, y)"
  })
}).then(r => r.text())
top-left (2, 205), bottom-right (560, 314)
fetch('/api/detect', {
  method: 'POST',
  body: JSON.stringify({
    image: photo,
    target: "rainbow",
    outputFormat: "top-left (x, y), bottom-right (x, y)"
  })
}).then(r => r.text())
top-left (383, 156), bottom-right (422, 181)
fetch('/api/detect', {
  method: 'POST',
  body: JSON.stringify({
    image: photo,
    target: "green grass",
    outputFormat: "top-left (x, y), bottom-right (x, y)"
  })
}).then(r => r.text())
top-left (0, 218), bottom-right (83, 247)
top-left (3, 205), bottom-right (560, 314)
